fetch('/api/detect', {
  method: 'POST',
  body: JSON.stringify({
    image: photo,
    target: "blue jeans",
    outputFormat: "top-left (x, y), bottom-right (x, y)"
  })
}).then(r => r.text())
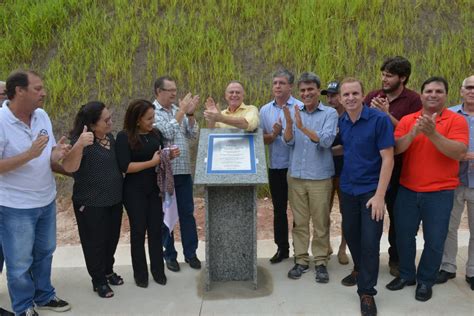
top-left (0, 201), bottom-right (56, 314)
top-left (340, 191), bottom-right (383, 296)
top-left (395, 186), bottom-right (454, 287)
top-left (162, 174), bottom-right (198, 261)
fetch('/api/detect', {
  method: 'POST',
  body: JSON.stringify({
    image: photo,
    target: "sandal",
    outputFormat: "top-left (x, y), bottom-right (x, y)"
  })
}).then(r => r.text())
top-left (106, 272), bottom-right (124, 286)
top-left (93, 283), bottom-right (114, 298)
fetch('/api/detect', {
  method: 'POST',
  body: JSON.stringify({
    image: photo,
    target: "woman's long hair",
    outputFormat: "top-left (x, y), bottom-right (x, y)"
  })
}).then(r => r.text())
top-left (123, 99), bottom-right (160, 150)
top-left (69, 101), bottom-right (106, 139)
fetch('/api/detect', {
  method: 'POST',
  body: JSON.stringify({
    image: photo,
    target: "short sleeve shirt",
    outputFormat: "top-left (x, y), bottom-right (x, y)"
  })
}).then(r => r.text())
top-left (215, 103), bottom-right (260, 131)
top-left (395, 109), bottom-right (468, 192)
top-left (339, 106), bottom-right (395, 195)
top-left (0, 104), bottom-right (57, 208)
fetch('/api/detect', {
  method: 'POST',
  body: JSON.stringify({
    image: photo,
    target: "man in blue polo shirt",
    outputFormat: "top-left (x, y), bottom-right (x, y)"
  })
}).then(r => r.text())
top-left (260, 69), bottom-right (303, 264)
top-left (338, 77), bottom-right (394, 316)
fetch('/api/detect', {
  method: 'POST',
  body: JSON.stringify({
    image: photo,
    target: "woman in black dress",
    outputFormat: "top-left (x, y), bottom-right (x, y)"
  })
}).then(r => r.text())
top-left (63, 101), bottom-right (124, 298)
top-left (116, 99), bottom-right (175, 288)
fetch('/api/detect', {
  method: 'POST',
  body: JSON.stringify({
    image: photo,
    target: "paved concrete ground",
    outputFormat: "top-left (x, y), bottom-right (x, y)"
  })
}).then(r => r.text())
top-left (0, 232), bottom-right (472, 315)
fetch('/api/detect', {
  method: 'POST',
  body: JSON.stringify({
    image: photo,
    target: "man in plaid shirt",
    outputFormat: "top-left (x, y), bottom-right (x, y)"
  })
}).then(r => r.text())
top-left (153, 76), bottom-right (201, 272)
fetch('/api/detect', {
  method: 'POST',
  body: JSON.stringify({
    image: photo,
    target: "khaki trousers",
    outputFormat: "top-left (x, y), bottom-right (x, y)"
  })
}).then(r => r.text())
top-left (288, 176), bottom-right (332, 266)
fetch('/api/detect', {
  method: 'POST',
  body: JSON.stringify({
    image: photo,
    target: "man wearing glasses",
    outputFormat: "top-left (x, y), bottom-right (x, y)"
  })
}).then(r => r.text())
top-left (153, 76), bottom-right (201, 272)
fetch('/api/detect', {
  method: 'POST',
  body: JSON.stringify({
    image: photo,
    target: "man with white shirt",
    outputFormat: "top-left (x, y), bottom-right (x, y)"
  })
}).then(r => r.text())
top-left (0, 70), bottom-right (71, 316)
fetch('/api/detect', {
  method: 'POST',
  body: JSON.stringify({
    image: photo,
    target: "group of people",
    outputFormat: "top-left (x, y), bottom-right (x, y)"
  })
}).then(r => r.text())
top-left (259, 57), bottom-right (473, 316)
top-left (0, 56), bottom-right (472, 316)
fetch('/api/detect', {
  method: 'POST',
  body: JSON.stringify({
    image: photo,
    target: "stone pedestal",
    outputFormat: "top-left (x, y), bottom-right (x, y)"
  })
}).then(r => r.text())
top-left (194, 128), bottom-right (267, 290)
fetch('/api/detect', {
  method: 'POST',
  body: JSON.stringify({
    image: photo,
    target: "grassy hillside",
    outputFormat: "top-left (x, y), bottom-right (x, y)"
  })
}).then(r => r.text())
top-left (2, 0), bottom-right (472, 122)
top-left (1, 1), bottom-right (473, 196)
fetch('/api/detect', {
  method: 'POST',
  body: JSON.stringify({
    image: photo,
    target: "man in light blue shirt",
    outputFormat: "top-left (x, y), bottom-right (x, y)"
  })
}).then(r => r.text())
top-left (437, 75), bottom-right (474, 290)
top-left (283, 72), bottom-right (338, 283)
top-left (260, 69), bottom-right (303, 264)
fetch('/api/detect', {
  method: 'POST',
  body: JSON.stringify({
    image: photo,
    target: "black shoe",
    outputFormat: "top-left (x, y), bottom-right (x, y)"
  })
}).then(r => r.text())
top-left (36, 296), bottom-right (71, 312)
top-left (185, 257), bottom-right (202, 269)
top-left (17, 307), bottom-right (37, 316)
top-left (386, 277), bottom-right (416, 291)
top-left (360, 294), bottom-right (377, 316)
top-left (287, 264), bottom-right (309, 279)
top-left (135, 278), bottom-right (149, 288)
top-left (465, 276), bottom-right (474, 290)
top-left (106, 272), bottom-right (124, 286)
top-left (0, 307), bottom-right (14, 316)
top-left (93, 283), bottom-right (114, 298)
top-left (166, 259), bottom-right (181, 272)
top-left (153, 273), bottom-right (167, 285)
top-left (269, 250), bottom-right (289, 264)
top-left (341, 270), bottom-right (358, 286)
top-left (435, 270), bottom-right (456, 284)
top-left (315, 265), bottom-right (329, 283)
top-left (415, 283), bottom-right (432, 302)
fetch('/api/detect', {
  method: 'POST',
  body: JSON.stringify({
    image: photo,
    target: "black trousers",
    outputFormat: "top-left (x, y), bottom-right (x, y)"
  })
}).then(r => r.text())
top-left (123, 187), bottom-right (164, 282)
top-left (386, 161), bottom-right (402, 264)
top-left (268, 168), bottom-right (290, 252)
top-left (73, 202), bottom-right (123, 286)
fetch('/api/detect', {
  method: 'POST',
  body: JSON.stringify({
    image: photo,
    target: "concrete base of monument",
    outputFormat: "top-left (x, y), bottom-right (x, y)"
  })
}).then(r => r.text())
top-left (0, 232), bottom-right (472, 315)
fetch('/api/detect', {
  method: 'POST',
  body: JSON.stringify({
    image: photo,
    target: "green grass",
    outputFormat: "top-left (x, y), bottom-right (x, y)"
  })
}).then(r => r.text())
top-left (1, 0), bottom-right (473, 196)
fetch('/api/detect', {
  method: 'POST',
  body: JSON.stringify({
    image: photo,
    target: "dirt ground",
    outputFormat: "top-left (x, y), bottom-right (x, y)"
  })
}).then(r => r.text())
top-left (57, 196), bottom-right (470, 246)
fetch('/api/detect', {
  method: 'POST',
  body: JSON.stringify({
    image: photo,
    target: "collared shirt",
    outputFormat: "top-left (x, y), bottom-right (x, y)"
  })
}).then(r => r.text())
top-left (215, 103), bottom-right (259, 132)
top-left (0, 102), bottom-right (57, 208)
top-left (153, 100), bottom-right (198, 175)
top-left (284, 102), bottom-right (338, 180)
top-left (259, 96), bottom-right (303, 169)
top-left (449, 104), bottom-right (474, 188)
top-left (395, 109), bottom-right (468, 192)
top-left (364, 87), bottom-right (422, 121)
top-left (339, 106), bottom-right (395, 196)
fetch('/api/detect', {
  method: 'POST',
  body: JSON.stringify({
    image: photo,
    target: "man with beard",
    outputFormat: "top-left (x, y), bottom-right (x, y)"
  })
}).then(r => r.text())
top-left (364, 56), bottom-right (421, 277)
top-left (260, 69), bottom-right (303, 264)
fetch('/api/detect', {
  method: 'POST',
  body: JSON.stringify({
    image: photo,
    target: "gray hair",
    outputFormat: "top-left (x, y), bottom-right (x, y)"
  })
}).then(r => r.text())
top-left (273, 69), bottom-right (294, 84)
top-left (297, 72), bottom-right (321, 88)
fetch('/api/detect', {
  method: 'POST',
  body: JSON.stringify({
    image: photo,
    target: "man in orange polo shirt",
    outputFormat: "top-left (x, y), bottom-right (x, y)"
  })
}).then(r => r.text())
top-left (386, 77), bottom-right (468, 302)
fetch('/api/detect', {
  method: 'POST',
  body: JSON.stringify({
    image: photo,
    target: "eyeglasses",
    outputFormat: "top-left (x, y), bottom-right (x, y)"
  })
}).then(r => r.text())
top-left (161, 88), bottom-right (177, 93)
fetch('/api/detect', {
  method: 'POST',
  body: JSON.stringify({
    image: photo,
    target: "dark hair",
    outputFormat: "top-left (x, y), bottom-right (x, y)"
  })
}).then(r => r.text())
top-left (273, 68), bottom-right (295, 84)
top-left (380, 56), bottom-right (412, 85)
top-left (421, 76), bottom-right (449, 94)
top-left (69, 101), bottom-right (106, 139)
top-left (340, 77), bottom-right (365, 95)
top-left (297, 72), bottom-right (321, 88)
top-left (154, 75), bottom-right (175, 95)
top-left (123, 99), bottom-right (158, 150)
top-left (5, 70), bottom-right (41, 99)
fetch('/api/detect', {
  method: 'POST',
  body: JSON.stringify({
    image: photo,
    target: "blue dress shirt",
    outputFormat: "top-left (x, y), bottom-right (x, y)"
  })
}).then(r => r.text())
top-left (260, 96), bottom-right (303, 169)
top-left (339, 105), bottom-right (395, 195)
top-left (284, 102), bottom-right (338, 180)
